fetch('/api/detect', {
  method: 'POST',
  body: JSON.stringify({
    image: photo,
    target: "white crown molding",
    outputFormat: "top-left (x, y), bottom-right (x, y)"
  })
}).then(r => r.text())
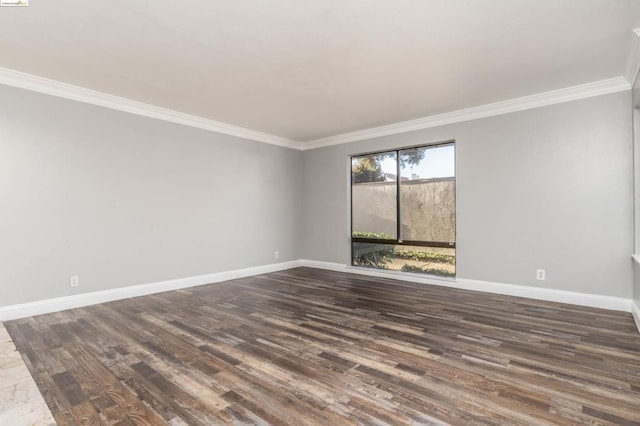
top-left (299, 260), bottom-right (633, 313)
top-left (0, 67), bottom-right (301, 150)
top-left (632, 301), bottom-right (640, 333)
top-left (0, 66), bottom-right (631, 153)
top-left (625, 28), bottom-right (640, 87)
top-left (0, 260), bottom-right (301, 321)
top-left (300, 77), bottom-right (631, 150)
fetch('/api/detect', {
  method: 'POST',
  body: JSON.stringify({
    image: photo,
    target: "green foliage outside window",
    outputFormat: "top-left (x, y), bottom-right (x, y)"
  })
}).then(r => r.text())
top-left (352, 231), bottom-right (455, 276)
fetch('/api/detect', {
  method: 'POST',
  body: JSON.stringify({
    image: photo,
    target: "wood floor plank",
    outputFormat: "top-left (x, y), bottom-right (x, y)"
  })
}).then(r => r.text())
top-left (5, 267), bottom-right (640, 425)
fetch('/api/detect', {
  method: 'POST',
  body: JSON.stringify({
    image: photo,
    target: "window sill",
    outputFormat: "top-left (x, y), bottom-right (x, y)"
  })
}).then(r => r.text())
top-left (345, 265), bottom-right (457, 283)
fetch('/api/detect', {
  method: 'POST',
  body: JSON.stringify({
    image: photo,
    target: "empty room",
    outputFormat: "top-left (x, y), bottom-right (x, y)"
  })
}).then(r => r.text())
top-left (1, 0), bottom-right (640, 424)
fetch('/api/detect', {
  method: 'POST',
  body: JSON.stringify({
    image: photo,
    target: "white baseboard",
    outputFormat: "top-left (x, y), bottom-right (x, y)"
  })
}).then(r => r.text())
top-left (0, 260), bottom-right (302, 321)
top-left (0, 259), bottom-right (634, 322)
top-left (299, 260), bottom-right (633, 313)
top-left (632, 301), bottom-right (640, 332)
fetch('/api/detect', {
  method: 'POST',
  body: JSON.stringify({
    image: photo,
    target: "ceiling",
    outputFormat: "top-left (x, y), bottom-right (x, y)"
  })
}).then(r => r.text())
top-left (1, 0), bottom-right (640, 142)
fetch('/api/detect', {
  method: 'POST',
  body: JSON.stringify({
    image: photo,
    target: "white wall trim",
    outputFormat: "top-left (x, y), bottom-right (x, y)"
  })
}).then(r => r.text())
top-left (299, 77), bottom-right (631, 150)
top-left (299, 260), bottom-right (633, 313)
top-left (625, 28), bottom-right (640, 86)
top-left (0, 66), bottom-right (632, 153)
top-left (0, 67), bottom-right (300, 150)
top-left (0, 260), bottom-right (302, 321)
top-left (632, 301), bottom-right (640, 332)
top-left (632, 256), bottom-right (640, 331)
top-left (0, 259), bottom-right (635, 322)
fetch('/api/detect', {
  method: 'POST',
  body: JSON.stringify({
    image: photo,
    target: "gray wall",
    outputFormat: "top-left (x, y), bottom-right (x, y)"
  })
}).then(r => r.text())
top-left (1, 84), bottom-right (633, 307)
top-left (302, 91), bottom-right (633, 298)
top-left (0, 85), bottom-right (302, 307)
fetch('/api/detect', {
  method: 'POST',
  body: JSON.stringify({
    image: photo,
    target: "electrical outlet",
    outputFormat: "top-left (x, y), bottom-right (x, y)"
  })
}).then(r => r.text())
top-left (69, 275), bottom-right (80, 288)
top-left (536, 269), bottom-right (546, 281)
top-left (274, 251), bottom-right (280, 260)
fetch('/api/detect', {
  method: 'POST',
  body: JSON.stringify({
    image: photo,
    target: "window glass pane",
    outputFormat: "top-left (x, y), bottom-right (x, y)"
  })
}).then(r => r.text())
top-left (352, 243), bottom-right (455, 278)
top-left (351, 152), bottom-right (397, 239)
top-left (399, 144), bottom-right (455, 242)
top-left (350, 142), bottom-right (456, 278)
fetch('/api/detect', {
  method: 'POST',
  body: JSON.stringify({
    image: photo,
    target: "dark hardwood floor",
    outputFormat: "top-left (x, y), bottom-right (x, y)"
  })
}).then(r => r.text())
top-left (5, 267), bottom-right (640, 425)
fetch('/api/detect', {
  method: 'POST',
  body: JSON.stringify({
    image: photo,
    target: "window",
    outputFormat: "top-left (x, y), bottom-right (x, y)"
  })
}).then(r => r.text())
top-left (351, 142), bottom-right (455, 277)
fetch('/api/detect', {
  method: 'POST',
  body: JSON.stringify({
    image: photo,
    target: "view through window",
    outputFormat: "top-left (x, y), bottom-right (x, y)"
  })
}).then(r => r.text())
top-left (351, 142), bottom-right (455, 277)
